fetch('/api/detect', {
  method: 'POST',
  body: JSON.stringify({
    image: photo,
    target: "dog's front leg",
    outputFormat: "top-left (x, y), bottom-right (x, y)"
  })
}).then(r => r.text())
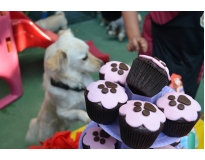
top-left (56, 107), bottom-right (91, 124)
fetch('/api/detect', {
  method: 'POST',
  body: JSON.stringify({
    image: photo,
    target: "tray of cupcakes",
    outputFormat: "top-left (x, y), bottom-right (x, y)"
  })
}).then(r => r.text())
top-left (79, 55), bottom-right (202, 149)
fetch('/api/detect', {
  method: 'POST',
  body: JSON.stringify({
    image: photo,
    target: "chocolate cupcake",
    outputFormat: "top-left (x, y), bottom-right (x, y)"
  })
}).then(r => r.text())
top-left (156, 92), bottom-right (201, 137)
top-left (126, 55), bottom-right (170, 97)
top-left (85, 80), bottom-right (128, 124)
top-left (119, 100), bottom-right (166, 149)
top-left (82, 127), bottom-right (117, 149)
top-left (99, 61), bottom-right (130, 86)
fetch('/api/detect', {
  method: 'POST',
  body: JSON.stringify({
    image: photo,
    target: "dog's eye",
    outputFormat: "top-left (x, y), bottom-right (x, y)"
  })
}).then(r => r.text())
top-left (82, 55), bottom-right (88, 61)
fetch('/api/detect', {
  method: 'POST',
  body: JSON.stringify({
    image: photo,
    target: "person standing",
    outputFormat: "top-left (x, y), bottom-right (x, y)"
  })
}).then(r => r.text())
top-left (122, 11), bottom-right (204, 98)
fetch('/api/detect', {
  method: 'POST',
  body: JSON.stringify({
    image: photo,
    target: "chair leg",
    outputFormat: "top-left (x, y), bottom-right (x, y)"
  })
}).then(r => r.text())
top-left (0, 64), bottom-right (23, 109)
top-left (0, 11), bottom-right (23, 109)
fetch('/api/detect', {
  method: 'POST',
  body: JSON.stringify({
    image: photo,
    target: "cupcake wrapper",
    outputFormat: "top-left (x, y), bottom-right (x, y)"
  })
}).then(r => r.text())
top-left (99, 73), bottom-right (124, 87)
top-left (170, 140), bottom-right (181, 147)
top-left (99, 73), bottom-right (104, 81)
top-left (126, 58), bottom-right (169, 97)
top-left (82, 142), bottom-right (119, 149)
top-left (82, 144), bottom-right (90, 149)
top-left (85, 91), bottom-right (123, 124)
top-left (162, 114), bottom-right (200, 137)
top-left (125, 84), bottom-right (175, 104)
top-left (79, 121), bottom-right (181, 149)
top-left (119, 116), bottom-right (163, 149)
top-left (82, 134), bottom-right (91, 149)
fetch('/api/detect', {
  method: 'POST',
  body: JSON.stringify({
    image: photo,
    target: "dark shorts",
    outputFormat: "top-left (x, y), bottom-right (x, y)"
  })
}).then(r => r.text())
top-left (143, 11), bottom-right (204, 98)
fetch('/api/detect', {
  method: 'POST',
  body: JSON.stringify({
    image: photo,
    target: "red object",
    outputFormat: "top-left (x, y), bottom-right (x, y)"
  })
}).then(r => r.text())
top-left (139, 12), bottom-right (180, 56)
top-left (28, 131), bottom-right (82, 149)
top-left (86, 41), bottom-right (109, 63)
top-left (197, 60), bottom-right (204, 84)
top-left (150, 11), bottom-right (180, 25)
top-left (0, 11), bottom-right (23, 110)
top-left (9, 11), bottom-right (109, 63)
top-left (10, 11), bottom-right (58, 52)
top-left (139, 14), bottom-right (153, 56)
top-left (12, 19), bottom-right (58, 52)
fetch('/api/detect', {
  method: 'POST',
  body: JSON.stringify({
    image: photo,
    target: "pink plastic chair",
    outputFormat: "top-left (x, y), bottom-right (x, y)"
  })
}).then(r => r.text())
top-left (0, 11), bottom-right (23, 109)
top-left (0, 11), bottom-right (109, 109)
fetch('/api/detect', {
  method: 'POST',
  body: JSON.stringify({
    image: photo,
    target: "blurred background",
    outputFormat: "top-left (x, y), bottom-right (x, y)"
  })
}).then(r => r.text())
top-left (0, 11), bottom-right (203, 148)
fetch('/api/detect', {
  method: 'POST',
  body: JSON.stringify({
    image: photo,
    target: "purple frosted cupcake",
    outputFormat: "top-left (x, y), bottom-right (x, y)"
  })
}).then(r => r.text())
top-left (156, 92), bottom-right (201, 137)
top-left (82, 127), bottom-right (117, 149)
top-left (99, 61), bottom-right (130, 86)
top-left (119, 100), bottom-right (166, 149)
top-left (126, 55), bottom-right (170, 97)
top-left (85, 80), bottom-right (128, 124)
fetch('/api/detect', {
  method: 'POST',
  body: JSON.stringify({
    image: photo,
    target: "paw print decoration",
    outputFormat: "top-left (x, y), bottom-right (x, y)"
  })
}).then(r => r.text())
top-left (156, 92), bottom-right (201, 122)
top-left (92, 129), bottom-right (110, 145)
top-left (110, 62), bottom-right (129, 75)
top-left (98, 81), bottom-right (118, 94)
top-left (133, 102), bottom-right (156, 116)
top-left (168, 95), bottom-right (191, 110)
top-left (119, 100), bottom-right (166, 131)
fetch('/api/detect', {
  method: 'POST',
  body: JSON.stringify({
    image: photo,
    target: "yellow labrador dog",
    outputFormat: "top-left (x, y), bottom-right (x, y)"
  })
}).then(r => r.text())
top-left (35, 11), bottom-right (68, 32)
top-left (25, 29), bottom-right (103, 145)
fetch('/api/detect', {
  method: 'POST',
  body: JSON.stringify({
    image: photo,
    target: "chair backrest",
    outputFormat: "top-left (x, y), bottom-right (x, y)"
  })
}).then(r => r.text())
top-left (0, 11), bottom-right (17, 61)
top-left (0, 11), bottom-right (23, 110)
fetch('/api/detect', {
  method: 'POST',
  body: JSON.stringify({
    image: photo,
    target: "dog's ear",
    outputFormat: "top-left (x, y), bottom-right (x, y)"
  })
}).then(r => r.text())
top-left (58, 28), bottom-right (74, 37)
top-left (45, 50), bottom-right (67, 72)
